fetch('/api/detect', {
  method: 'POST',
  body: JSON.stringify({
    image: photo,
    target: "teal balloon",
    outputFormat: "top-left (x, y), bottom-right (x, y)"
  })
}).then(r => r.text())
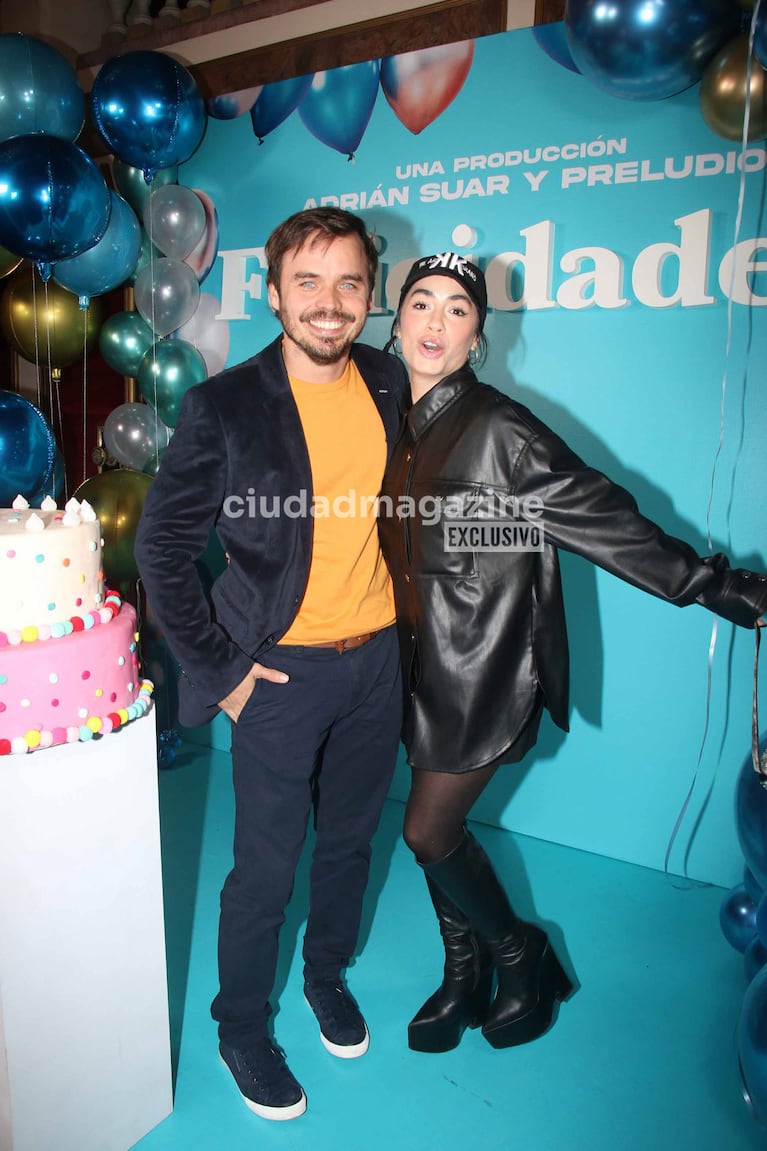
top-left (112, 160), bottom-right (178, 218)
top-left (144, 184), bottom-right (205, 261)
top-left (299, 62), bottom-right (381, 157)
top-left (91, 51), bottom-right (206, 182)
top-left (137, 338), bottom-right (207, 427)
top-left (128, 229), bottom-right (164, 287)
top-left (0, 388), bottom-right (57, 504)
top-left (134, 257), bottom-right (200, 338)
top-left (99, 310), bottom-right (155, 377)
top-left (0, 34), bottom-right (84, 143)
top-left (53, 190), bottom-right (141, 307)
top-left (0, 134), bottom-right (110, 281)
top-left (250, 75), bottom-right (313, 140)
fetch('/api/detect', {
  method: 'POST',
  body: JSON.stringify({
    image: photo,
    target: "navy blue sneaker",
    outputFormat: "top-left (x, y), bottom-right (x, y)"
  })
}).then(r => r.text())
top-left (304, 978), bottom-right (370, 1058)
top-left (219, 1039), bottom-right (306, 1120)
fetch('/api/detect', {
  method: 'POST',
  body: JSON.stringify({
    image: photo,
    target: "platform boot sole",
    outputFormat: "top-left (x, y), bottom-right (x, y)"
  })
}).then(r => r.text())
top-left (408, 967), bottom-right (493, 1053)
top-left (482, 947), bottom-right (573, 1050)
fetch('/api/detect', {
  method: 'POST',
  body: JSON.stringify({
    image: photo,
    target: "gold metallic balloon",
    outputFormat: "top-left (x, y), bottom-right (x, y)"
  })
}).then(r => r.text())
top-left (74, 468), bottom-right (154, 588)
top-left (0, 266), bottom-right (102, 368)
top-left (0, 245), bottom-right (22, 279)
top-left (700, 34), bottom-right (767, 142)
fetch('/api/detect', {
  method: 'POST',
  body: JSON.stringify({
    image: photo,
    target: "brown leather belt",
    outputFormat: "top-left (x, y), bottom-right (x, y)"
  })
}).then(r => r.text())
top-left (280, 630), bottom-right (380, 654)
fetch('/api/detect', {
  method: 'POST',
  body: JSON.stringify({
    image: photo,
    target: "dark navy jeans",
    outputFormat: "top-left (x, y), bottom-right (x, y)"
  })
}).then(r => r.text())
top-left (210, 625), bottom-right (402, 1048)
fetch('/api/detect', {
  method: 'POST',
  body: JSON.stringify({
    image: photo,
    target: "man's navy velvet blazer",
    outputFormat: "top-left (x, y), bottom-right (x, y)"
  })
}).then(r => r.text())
top-left (134, 336), bottom-right (408, 727)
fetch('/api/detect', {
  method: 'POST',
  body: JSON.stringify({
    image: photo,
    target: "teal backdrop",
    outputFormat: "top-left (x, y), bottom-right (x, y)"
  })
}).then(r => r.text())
top-left (176, 25), bottom-right (767, 888)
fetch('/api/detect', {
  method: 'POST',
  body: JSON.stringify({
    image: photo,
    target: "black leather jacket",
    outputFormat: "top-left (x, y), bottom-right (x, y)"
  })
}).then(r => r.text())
top-left (378, 368), bottom-right (767, 772)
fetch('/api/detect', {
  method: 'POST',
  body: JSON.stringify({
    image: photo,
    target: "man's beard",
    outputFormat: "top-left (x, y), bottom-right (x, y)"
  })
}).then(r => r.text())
top-left (277, 308), bottom-right (362, 365)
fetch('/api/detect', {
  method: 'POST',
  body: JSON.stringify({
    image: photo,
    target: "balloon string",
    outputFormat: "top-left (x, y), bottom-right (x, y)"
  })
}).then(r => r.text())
top-left (50, 368), bottom-right (65, 501)
top-left (42, 278), bottom-right (55, 428)
top-left (664, 9), bottom-right (761, 881)
top-left (663, 618), bottom-right (718, 890)
top-left (146, 187), bottom-right (161, 439)
top-left (30, 267), bottom-right (41, 409)
top-left (80, 309), bottom-right (88, 494)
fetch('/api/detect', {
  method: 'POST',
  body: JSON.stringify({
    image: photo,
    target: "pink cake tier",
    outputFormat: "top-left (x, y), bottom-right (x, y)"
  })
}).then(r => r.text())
top-left (0, 599), bottom-right (153, 756)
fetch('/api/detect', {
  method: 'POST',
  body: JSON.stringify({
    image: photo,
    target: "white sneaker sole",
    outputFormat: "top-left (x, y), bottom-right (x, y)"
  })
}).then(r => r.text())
top-left (219, 1053), bottom-right (307, 1120)
top-left (319, 1026), bottom-right (370, 1059)
top-left (304, 995), bottom-right (370, 1058)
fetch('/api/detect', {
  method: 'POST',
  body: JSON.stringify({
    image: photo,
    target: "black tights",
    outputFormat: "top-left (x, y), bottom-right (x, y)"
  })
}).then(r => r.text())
top-left (403, 763), bottom-right (500, 865)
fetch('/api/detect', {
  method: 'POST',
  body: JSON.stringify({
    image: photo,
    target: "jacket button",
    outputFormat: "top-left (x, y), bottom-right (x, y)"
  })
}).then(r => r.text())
top-left (266, 635), bottom-right (275, 645)
top-left (404, 573), bottom-right (410, 583)
top-left (405, 451), bottom-right (412, 462)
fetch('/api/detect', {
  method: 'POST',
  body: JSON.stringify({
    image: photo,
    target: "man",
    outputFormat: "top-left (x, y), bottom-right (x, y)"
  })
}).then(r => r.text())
top-left (135, 208), bottom-right (408, 1121)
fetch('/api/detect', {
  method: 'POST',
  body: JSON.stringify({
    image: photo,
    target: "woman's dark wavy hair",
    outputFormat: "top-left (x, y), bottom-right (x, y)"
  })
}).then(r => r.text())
top-left (265, 206), bottom-right (378, 296)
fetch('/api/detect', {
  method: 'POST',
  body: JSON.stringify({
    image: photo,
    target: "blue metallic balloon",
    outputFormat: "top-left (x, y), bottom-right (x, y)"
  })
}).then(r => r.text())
top-left (757, 7), bottom-right (767, 73)
top-left (208, 86), bottom-right (262, 121)
top-left (745, 936), bottom-right (767, 983)
top-left (0, 33), bottom-right (84, 143)
top-left (54, 190), bottom-right (141, 307)
top-left (0, 134), bottom-right (110, 280)
top-left (532, 22), bottom-right (580, 74)
top-left (720, 884), bottom-right (759, 954)
top-left (91, 51), bottom-right (206, 182)
top-left (745, 865), bottom-right (765, 906)
top-left (0, 388), bottom-right (57, 504)
top-left (299, 62), bottom-right (381, 157)
top-left (565, 0), bottom-right (741, 100)
top-left (250, 75), bottom-right (313, 141)
top-left (736, 737), bottom-right (767, 892)
top-left (738, 963), bottom-right (767, 1125)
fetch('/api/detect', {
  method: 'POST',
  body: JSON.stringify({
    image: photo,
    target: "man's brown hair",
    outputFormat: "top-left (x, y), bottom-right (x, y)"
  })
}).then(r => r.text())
top-left (265, 207), bottom-right (378, 296)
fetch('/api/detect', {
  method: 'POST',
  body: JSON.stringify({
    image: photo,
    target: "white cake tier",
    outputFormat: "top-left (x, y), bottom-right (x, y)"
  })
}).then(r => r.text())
top-left (0, 506), bottom-right (104, 633)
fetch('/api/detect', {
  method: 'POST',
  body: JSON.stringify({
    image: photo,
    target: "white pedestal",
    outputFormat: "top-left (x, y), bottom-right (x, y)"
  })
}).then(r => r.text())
top-left (0, 714), bottom-right (173, 1151)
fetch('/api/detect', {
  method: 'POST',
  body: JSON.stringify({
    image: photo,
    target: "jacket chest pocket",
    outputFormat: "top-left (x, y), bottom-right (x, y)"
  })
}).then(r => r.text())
top-left (409, 480), bottom-right (479, 579)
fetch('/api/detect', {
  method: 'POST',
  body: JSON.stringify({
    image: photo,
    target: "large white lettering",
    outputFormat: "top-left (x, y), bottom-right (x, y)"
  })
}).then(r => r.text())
top-left (217, 212), bottom-right (767, 319)
top-left (216, 247), bottom-right (267, 321)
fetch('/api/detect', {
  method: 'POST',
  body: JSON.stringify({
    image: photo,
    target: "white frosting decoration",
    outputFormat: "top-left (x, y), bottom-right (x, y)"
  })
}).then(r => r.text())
top-left (40, 496), bottom-right (58, 512)
top-left (12, 494), bottom-right (29, 510)
top-left (64, 497), bottom-right (81, 516)
top-left (25, 512), bottom-right (45, 533)
top-left (79, 499), bottom-right (97, 523)
top-left (62, 509), bottom-right (80, 527)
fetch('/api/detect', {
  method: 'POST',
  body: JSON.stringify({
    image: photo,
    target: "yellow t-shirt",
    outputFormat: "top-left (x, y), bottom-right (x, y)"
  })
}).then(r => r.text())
top-left (280, 359), bottom-right (396, 643)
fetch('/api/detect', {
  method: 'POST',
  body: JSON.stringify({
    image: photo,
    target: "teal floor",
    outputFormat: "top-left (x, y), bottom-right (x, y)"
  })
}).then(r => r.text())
top-left (134, 742), bottom-right (765, 1151)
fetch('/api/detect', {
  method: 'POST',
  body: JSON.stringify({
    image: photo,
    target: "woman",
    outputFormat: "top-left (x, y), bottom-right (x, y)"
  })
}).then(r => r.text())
top-left (378, 252), bottom-right (767, 1054)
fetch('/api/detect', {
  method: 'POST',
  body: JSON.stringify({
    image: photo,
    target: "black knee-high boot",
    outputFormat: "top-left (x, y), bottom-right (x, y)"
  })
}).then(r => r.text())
top-left (408, 875), bottom-right (493, 1052)
top-left (423, 830), bottom-right (573, 1049)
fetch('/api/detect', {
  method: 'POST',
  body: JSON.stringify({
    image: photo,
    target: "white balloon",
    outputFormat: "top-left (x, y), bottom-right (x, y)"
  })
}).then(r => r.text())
top-left (174, 292), bottom-right (230, 376)
top-left (134, 258), bottom-right (201, 337)
top-left (144, 184), bottom-right (206, 260)
top-left (103, 402), bottom-right (172, 471)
